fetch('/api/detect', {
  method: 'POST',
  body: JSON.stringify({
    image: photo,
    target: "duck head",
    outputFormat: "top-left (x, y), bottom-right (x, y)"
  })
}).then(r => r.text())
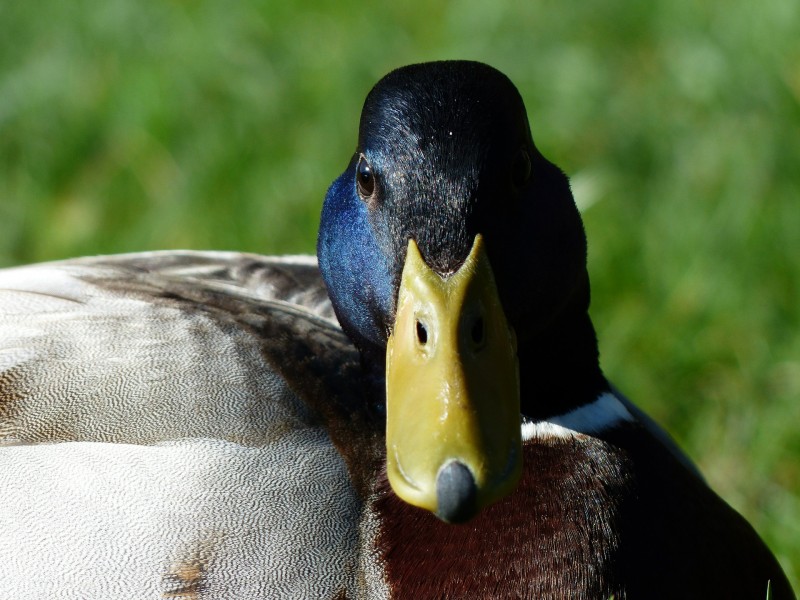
top-left (318, 61), bottom-right (592, 523)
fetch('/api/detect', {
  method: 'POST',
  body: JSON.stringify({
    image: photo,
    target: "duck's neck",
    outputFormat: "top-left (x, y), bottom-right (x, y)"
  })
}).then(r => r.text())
top-left (518, 309), bottom-right (609, 421)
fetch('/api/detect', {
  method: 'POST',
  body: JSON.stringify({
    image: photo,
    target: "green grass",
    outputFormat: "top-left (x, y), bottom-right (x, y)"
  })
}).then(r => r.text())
top-left (1, 0), bottom-right (798, 588)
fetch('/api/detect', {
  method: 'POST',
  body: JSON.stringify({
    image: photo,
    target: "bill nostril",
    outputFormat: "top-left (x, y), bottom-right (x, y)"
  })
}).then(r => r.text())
top-left (470, 315), bottom-right (485, 346)
top-left (416, 320), bottom-right (428, 345)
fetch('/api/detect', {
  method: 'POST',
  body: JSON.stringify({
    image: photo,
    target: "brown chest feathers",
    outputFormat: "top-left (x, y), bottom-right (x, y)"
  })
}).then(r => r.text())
top-left (367, 427), bottom-right (793, 599)
top-left (371, 436), bottom-right (632, 599)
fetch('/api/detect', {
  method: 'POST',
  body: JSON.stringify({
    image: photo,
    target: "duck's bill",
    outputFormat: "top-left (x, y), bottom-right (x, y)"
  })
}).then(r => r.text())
top-left (385, 235), bottom-right (522, 523)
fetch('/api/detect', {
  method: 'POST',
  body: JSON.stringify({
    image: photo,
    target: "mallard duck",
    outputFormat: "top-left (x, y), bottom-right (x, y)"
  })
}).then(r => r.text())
top-left (0, 61), bottom-right (793, 599)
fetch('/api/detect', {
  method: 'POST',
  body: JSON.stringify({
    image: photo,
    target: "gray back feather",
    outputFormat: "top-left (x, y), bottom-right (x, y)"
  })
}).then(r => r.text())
top-left (0, 252), bottom-right (375, 599)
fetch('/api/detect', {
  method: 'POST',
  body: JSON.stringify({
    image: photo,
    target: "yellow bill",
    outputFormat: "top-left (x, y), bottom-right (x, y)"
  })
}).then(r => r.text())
top-left (385, 234), bottom-right (522, 523)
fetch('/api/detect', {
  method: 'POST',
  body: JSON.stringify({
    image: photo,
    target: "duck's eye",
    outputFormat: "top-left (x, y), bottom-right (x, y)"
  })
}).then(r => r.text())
top-left (356, 155), bottom-right (376, 199)
top-left (512, 149), bottom-right (531, 188)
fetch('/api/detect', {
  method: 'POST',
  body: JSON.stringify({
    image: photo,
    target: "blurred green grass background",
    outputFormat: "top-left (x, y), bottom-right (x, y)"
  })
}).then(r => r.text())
top-left (1, 0), bottom-right (798, 586)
